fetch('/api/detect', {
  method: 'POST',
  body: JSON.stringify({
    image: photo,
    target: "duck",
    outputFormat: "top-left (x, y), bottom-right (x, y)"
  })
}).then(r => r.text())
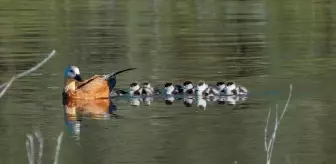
top-left (63, 65), bottom-right (136, 100)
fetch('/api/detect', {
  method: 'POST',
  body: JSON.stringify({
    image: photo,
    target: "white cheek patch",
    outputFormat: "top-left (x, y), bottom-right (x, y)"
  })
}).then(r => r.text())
top-left (227, 84), bottom-right (236, 91)
top-left (165, 85), bottom-right (175, 94)
top-left (67, 72), bottom-right (76, 78)
top-left (218, 84), bottom-right (226, 91)
top-left (71, 66), bottom-right (80, 75)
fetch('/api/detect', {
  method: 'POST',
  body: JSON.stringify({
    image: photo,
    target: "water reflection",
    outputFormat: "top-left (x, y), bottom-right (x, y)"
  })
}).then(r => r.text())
top-left (63, 95), bottom-right (248, 137)
top-left (123, 95), bottom-right (248, 107)
top-left (63, 99), bottom-right (119, 138)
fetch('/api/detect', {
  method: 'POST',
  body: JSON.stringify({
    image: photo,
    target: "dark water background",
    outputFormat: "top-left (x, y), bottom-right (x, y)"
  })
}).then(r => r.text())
top-left (1, 0), bottom-right (336, 164)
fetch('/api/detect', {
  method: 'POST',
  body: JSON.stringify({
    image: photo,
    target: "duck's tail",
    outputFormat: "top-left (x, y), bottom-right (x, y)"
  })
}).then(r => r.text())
top-left (104, 68), bottom-right (137, 89)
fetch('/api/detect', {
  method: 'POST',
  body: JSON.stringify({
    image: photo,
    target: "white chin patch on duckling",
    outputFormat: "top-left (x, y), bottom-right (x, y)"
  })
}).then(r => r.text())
top-left (164, 85), bottom-right (175, 94)
top-left (226, 83), bottom-right (236, 91)
top-left (217, 84), bottom-right (226, 91)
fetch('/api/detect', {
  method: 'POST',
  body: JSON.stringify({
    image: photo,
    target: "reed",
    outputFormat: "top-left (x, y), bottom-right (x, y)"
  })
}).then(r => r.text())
top-left (0, 50), bottom-right (56, 98)
top-left (264, 84), bottom-right (293, 164)
top-left (233, 84), bottom-right (293, 164)
top-left (26, 130), bottom-right (64, 164)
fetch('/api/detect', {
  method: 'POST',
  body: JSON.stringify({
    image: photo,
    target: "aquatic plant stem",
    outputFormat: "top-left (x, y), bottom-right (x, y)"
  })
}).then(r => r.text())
top-left (265, 84), bottom-right (292, 164)
top-left (0, 50), bottom-right (56, 98)
top-left (53, 132), bottom-right (64, 164)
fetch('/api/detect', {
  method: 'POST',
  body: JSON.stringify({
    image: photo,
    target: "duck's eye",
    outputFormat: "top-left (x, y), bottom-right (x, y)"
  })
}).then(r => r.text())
top-left (69, 70), bottom-right (74, 73)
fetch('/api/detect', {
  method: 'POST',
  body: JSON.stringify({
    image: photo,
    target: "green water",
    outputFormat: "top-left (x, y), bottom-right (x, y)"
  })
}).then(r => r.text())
top-left (1, 0), bottom-right (336, 164)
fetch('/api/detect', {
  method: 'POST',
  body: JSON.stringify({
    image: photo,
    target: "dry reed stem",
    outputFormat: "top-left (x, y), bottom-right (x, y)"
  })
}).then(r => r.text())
top-left (0, 50), bottom-right (56, 98)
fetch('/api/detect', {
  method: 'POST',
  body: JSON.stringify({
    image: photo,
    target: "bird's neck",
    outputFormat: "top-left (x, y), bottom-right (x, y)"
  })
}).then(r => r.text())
top-left (64, 79), bottom-right (76, 92)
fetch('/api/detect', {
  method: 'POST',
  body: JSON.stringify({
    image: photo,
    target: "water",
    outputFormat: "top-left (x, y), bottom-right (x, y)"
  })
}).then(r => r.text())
top-left (1, 0), bottom-right (336, 163)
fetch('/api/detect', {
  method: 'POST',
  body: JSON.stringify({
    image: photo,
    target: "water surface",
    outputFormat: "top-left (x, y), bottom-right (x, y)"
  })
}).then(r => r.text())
top-left (1, 0), bottom-right (336, 164)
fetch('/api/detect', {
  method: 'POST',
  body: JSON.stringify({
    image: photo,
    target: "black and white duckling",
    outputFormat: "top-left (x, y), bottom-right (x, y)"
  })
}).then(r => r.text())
top-left (226, 82), bottom-right (248, 96)
top-left (129, 82), bottom-right (141, 96)
top-left (196, 81), bottom-right (219, 97)
top-left (141, 82), bottom-right (155, 96)
top-left (216, 81), bottom-right (226, 94)
top-left (203, 81), bottom-right (226, 96)
top-left (164, 83), bottom-right (183, 95)
top-left (195, 81), bottom-right (209, 96)
top-left (183, 81), bottom-right (195, 95)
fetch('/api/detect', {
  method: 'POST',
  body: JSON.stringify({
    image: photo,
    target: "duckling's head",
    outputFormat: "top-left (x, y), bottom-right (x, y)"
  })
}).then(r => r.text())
top-left (142, 82), bottom-right (151, 89)
top-left (216, 81), bottom-right (226, 91)
top-left (130, 82), bottom-right (140, 91)
top-left (164, 83), bottom-right (175, 95)
top-left (64, 65), bottom-right (83, 81)
top-left (196, 81), bottom-right (208, 95)
top-left (226, 81), bottom-right (236, 91)
top-left (183, 81), bottom-right (193, 91)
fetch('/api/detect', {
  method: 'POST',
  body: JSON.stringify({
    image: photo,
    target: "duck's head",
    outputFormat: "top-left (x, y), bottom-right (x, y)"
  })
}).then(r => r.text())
top-left (216, 81), bottom-right (226, 91)
top-left (64, 65), bottom-right (83, 82)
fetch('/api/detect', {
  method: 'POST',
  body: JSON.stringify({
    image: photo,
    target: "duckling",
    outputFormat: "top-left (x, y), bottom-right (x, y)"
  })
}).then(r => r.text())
top-left (164, 83), bottom-right (183, 95)
top-left (195, 81), bottom-right (209, 96)
top-left (141, 82), bottom-right (155, 96)
top-left (226, 82), bottom-right (248, 96)
top-left (183, 81), bottom-right (195, 95)
top-left (129, 82), bottom-right (141, 96)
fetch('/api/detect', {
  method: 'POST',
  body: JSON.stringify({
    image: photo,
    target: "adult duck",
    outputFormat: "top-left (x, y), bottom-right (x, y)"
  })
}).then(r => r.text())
top-left (63, 65), bottom-right (136, 100)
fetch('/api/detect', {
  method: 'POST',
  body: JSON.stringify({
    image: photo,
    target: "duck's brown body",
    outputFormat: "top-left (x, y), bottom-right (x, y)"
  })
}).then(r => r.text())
top-left (65, 98), bottom-right (110, 115)
top-left (63, 75), bottom-right (110, 100)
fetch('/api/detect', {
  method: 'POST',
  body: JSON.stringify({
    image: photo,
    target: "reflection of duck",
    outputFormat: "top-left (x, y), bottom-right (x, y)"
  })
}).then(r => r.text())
top-left (63, 98), bottom-right (119, 137)
top-left (196, 97), bottom-right (207, 109)
top-left (64, 98), bottom-right (117, 118)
